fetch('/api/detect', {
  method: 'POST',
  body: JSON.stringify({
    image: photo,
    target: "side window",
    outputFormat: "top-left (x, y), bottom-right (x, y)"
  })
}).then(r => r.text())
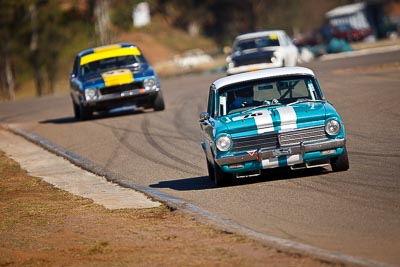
top-left (72, 58), bottom-right (77, 76)
top-left (286, 34), bottom-right (293, 46)
top-left (72, 57), bottom-right (79, 77)
top-left (292, 80), bottom-right (310, 98)
top-left (280, 33), bottom-right (288, 46)
top-left (207, 89), bottom-right (214, 118)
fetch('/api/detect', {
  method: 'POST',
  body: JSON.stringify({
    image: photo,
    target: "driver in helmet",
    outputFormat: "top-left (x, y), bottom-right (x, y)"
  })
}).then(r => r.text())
top-left (230, 87), bottom-right (254, 110)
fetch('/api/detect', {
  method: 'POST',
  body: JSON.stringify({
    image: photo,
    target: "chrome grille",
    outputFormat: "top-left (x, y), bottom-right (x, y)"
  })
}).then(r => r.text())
top-left (231, 126), bottom-right (328, 152)
top-left (100, 82), bottom-right (143, 95)
top-left (279, 126), bottom-right (327, 146)
top-left (232, 133), bottom-right (278, 152)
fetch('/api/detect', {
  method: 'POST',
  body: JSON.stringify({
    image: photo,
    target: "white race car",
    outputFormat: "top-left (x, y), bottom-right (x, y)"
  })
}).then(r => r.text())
top-left (226, 30), bottom-right (299, 75)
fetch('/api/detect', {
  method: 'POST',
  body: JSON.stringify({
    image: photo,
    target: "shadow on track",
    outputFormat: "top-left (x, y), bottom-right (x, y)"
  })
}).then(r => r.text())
top-left (149, 167), bottom-right (330, 191)
top-left (39, 108), bottom-right (145, 124)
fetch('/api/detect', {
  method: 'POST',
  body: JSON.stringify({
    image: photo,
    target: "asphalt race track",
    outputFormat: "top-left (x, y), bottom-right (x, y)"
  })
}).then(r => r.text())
top-left (1, 49), bottom-right (399, 266)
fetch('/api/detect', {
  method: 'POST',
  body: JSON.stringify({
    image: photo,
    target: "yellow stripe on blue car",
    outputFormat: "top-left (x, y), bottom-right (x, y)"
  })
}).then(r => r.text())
top-left (101, 69), bottom-right (134, 87)
top-left (80, 47), bottom-right (141, 66)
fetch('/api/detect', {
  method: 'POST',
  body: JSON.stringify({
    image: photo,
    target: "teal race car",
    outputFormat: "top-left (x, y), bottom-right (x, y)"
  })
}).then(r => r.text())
top-left (199, 67), bottom-right (349, 186)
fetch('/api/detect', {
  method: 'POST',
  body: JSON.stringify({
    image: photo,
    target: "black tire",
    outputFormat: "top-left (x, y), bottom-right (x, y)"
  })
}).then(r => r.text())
top-left (213, 162), bottom-right (233, 187)
top-left (79, 104), bottom-right (93, 120)
top-left (153, 91), bottom-right (165, 111)
top-left (206, 160), bottom-right (215, 181)
top-left (330, 146), bottom-right (350, 172)
top-left (72, 101), bottom-right (80, 119)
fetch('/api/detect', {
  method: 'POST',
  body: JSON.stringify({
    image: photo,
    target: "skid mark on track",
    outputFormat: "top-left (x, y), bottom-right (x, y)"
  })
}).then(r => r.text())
top-left (290, 178), bottom-right (390, 211)
top-left (145, 122), bottom-right (203, 158)
top-left (172, 91), bottom-right (204, 142)
top-left (94, 120), bottom-right (195, 142)
top-left (111, 126), bottom-right (199, 176)
top-left (349, 151), bottom-right (400, 158)
top-left (141, 117), bottom-right (204, 175)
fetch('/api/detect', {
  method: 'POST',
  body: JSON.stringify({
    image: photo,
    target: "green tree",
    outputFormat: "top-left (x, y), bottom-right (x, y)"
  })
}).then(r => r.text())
top-left (27, 0), bottom-right (66, 96)
top-left (0, 1), bottom-right (25, 100)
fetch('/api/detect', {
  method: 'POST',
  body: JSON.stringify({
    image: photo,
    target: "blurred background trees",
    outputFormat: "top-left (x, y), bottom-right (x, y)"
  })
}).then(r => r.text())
top-left (0, 0), bottom-right (384, 100)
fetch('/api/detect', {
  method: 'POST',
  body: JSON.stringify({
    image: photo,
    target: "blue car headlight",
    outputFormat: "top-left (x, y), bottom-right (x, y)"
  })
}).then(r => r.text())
top-left (325, 119), bottom-right (341, 136)
top-left (85, 88), bottom-right (98, 101)
top-left (144, 78), bottom-right (157, 90)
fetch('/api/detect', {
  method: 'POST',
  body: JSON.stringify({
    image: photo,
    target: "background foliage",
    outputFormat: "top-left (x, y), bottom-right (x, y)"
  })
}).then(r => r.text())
top-left (0, 0), bottom-right (353, 100)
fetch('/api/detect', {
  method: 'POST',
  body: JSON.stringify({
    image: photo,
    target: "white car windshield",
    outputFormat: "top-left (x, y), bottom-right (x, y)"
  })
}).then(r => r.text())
top-left (217, 76), bottom-right (323, 116)
top-left (234, 36), bottom-right (280, 52)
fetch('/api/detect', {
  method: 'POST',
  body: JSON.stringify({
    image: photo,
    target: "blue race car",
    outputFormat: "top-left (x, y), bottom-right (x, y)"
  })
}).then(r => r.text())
top-left (200, 67), bottom-right (349, 186)
top-left (70, 43), bottom-right (165, 120)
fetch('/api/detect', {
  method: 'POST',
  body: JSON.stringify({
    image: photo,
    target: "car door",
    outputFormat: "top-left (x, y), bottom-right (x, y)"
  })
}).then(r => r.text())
top-left (70, 57), bottom-right (82, 103)
top-left (200, 89), bottom-right (216, 162)
top-left (284, 33), bottom-right (298, 66)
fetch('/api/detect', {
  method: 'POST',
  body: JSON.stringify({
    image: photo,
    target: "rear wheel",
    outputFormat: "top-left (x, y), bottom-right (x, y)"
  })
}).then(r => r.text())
top-left (330, 146), bottom-right (350, 172)
top-left (214, 162), bottom-right (233, 187)
top-left (153, 91), bottom-right (165, 111)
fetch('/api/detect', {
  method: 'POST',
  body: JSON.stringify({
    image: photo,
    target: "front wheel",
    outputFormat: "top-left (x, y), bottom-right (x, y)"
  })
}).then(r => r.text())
top-left (213, 162), bottom-right (233, 187)
top-left (206, 160), bottom-right (215, 181)
top-left (153, 91), bottom-right (165, 111)
top-left (330, 146), bottom-right (350, 172)
top-left (79, 104), bottom-right (93, 120)
top-left (72, 101), bottom-right (80, 119)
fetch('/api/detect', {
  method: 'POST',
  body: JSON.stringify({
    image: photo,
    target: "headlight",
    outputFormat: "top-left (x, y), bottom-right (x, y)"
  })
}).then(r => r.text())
top-left (272, 51), bottom-right (282, 64)
top-left (216, 135), bottom-right (232, 152)
top-left (144, 78), bottom-right (157, 90)
top-left (325, 119), bottom-right (341, 136)
top-left (85, 88), bottom-right (97, 100)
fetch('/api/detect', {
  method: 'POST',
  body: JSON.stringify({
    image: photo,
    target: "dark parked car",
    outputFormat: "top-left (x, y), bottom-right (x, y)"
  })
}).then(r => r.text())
top-left (332, 24), bottom-right (372, 42)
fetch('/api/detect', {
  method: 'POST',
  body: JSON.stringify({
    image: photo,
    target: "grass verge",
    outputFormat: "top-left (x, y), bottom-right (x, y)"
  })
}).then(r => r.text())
top-left (0, 150), bottom-right (337, 266)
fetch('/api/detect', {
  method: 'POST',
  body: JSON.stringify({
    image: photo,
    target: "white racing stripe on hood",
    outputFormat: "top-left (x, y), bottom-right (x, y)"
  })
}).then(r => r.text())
top-left (277, 106), bottom-right (297, 130)
top-left (255, 110), bottom-right (274, 134)
top-left (262, 158), bottom-right (279, 168)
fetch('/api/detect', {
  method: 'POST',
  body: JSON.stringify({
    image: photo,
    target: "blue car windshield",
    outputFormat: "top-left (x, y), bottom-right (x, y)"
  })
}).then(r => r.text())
top-left (79, 55), bottom-right (146, 77)
top-left (217, 76), bottom-right (323, 116)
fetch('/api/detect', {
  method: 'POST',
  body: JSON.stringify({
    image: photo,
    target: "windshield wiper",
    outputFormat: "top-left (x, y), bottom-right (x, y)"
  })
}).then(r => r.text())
top-left (242, 102), bottom-right (282, 114)
top-left (287, 99), bottom-right (326, 106)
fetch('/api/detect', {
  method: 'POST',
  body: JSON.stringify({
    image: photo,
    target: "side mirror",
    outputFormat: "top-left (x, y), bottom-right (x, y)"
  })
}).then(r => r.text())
top-left (132, 62), bottom-right (140, 71)
top-left (199, 112), bottom-right (210, 122)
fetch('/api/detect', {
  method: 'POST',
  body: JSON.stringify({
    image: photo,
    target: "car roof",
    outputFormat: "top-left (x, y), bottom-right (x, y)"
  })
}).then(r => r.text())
top-left (212, 67), bottom-right (315, 91)
top-left (234, 30), bottom-right (285, 42)
top-left (77, 43), bottom-right (138, 57)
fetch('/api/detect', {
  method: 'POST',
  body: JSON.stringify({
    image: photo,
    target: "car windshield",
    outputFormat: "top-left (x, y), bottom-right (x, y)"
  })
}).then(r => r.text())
top-left (234, 35), bottom-right (280, 52)
top-left (79, 55), bottom-right (146, 77)
top-left (217, 75), bottom-right (323, 116)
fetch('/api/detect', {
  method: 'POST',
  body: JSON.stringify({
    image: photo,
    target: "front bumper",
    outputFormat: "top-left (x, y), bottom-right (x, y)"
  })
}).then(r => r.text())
top-left (83, 88), bottom-right (159, 110)
top-left (215, 138), bottom-right (345, 167)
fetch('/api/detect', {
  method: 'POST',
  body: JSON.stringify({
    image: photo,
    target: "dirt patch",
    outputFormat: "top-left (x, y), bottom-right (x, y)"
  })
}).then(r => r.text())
top-left (334, 61), bottom-right (400, 74)
top-left (0, 151), bottom-right (337, 267)
top-left (116, 31), bottom-right (174, 64)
